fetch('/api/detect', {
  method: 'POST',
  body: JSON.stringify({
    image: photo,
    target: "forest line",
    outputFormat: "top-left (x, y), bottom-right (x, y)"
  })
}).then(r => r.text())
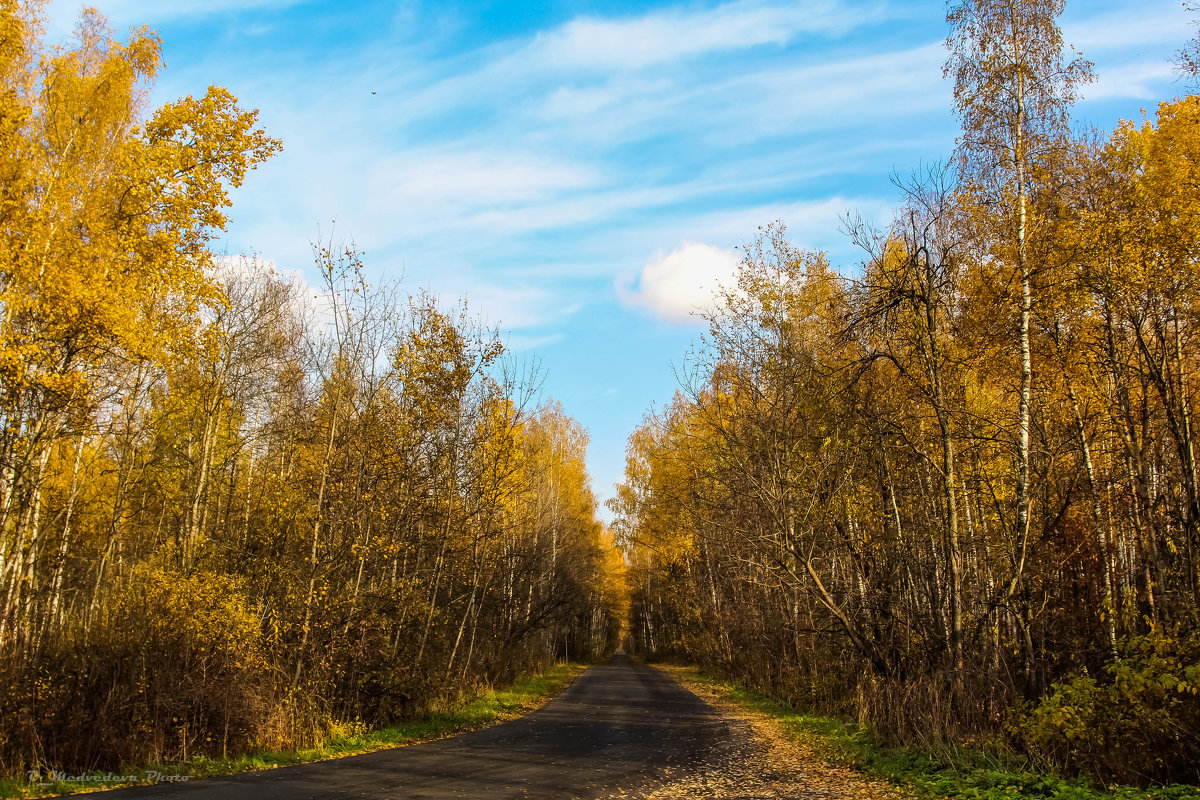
top-left (0, 2), bottom-right (626, 776)
top-left (5, 0), bottom-right (1200, 791)
top-left (612, 0), bottom-right (1200, 787)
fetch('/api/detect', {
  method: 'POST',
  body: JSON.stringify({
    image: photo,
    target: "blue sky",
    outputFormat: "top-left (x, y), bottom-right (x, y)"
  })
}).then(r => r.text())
top-left (45, 0), bottom-right (1196, 519)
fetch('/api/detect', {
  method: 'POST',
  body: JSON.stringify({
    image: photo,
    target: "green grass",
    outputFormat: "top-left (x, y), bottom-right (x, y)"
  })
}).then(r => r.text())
top-left (0, 662), bottom-right (587, 799)
top-left (675, 667), bottom-right (1200, 800)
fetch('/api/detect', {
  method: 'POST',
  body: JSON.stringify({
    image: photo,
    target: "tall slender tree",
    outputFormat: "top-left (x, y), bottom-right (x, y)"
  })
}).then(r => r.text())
top-left (945, 0), bottom-right (1091, 625)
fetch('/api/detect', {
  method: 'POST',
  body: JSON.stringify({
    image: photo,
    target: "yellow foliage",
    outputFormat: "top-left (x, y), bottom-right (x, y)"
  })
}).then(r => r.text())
top-left (0, 4), bottom-right (279, 412)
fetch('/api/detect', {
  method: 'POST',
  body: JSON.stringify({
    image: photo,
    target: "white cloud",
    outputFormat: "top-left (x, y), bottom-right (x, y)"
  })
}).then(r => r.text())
top-left (389, 0), bottom-right (885, 142)
top-left (1064, 5), bottom-right (1192, 54)
top-left (458, 283), bottom-right (582, 330)
top-left (619, 242), bottom-right (742, 324)
top-left (1061, 3), bottom-right (1194, 103)
top-left (679, 196), bottom-right (895, 253)
top-left (43, 0), bottom-right (304, 38)
top-left (1085, 60), bottom-right (1178, 102)
top-left (367, 149), bottom-right (596, 214)
top-left (534, 0), bottom-right (858, 72)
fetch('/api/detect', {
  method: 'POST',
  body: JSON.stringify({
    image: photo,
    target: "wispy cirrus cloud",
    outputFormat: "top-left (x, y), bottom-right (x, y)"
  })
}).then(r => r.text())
top-left (1064, 5), bottom-right (1193, 54)
top-left (364, 148), bottom-right (598, 220)
top-left (41, 0), bottom-right (1198, 516)
top-left (187, 0), bottom-right (1182, 338)
top-left (531, 0), bottom-right (868, 71)
top-left (45, 0), bottom-right (305, 37)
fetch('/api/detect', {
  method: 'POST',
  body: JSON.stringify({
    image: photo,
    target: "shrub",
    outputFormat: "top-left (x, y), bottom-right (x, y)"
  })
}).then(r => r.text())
top-left (1015, 625), bottom-right (1200, 786)
top-left (4, 565), bottom-right (271, 771)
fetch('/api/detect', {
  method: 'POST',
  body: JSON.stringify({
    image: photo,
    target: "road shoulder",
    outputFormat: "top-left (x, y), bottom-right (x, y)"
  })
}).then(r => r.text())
top-left (638, 664), bottom-right (913, 800)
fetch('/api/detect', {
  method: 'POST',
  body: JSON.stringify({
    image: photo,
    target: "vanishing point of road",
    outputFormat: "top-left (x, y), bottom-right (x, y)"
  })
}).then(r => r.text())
top-left (97, 653), bottom-right (742, 800)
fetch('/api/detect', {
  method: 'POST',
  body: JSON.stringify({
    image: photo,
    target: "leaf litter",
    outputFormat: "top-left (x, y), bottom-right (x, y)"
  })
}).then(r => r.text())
top-left (605, 665), bottom-right (912, 800)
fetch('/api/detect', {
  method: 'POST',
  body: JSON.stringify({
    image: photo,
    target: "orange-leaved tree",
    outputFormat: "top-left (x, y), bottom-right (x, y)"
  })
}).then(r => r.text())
top-left (0, 1), bottom-right (278, 656)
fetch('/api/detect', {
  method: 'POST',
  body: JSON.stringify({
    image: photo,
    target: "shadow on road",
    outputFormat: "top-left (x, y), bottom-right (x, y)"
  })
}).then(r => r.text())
top-left (95, 653), bottom-right (735, 800)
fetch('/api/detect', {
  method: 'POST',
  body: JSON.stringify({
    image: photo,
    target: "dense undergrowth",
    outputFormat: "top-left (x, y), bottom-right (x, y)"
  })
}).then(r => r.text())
top-left (1015, 626), bottom-right (1200, 785)
top-left (674, 665), bottom-right (1200, 800)
top-left (0, 662), bottom-right (585, 799)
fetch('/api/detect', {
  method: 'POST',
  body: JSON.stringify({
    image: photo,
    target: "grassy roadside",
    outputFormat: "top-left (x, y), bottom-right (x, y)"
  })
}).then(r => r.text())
top-left (658, 665), bottom-right (1200, 800)
top-left (0, 661), bottom-right (588, 799)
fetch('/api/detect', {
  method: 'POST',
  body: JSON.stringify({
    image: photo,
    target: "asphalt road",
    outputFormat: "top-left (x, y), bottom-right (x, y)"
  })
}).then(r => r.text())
top-left (96, 654), bottom-right (736, 800)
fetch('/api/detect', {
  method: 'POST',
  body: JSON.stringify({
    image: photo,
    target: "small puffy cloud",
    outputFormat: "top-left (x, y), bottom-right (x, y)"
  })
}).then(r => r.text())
top-left (619, 242), bottom-right (741, 324)
top-left (209, 254), bottom-right (312, 297)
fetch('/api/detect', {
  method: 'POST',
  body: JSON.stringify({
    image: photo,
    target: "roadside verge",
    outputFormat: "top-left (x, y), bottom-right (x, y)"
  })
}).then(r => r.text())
top-left (651, 664), bottom-right (1200, 800)
top-left (3, 662), bottom-right (588, 799)
top-left (642, 664), bottom-right (908, 800)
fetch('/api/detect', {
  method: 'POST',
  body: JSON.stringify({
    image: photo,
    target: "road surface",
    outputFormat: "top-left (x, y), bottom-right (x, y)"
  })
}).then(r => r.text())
top-left (97, 653), bottom-right (739, 800)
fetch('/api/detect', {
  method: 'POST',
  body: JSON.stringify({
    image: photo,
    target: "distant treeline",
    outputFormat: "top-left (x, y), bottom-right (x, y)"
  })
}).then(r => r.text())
top-left (613, 0), bottom-right (1200, 787)
top-left (0, 3), bottom-right (625, 773)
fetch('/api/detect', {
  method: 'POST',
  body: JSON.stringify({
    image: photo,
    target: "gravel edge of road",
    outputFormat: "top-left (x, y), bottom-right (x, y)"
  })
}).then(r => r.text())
top-left (640, 663), bottom-right (915, 800)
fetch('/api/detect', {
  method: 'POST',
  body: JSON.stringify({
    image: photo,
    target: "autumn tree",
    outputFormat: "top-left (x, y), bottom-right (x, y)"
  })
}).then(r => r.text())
top-left (945, 0), bottom-right (1091, 620)
top-left (617, 8), bottom-right (1200, 783)
top-left (848, 167), bottom-right (973, 682)
top-left (0, 5), bottom-right (626, 779)
top-left (0, 4), bottom-right (279, 650)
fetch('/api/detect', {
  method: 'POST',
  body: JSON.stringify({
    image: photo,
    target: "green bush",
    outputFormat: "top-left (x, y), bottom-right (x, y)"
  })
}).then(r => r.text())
top-left (1016, 626), bottom-right (1200, 785)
